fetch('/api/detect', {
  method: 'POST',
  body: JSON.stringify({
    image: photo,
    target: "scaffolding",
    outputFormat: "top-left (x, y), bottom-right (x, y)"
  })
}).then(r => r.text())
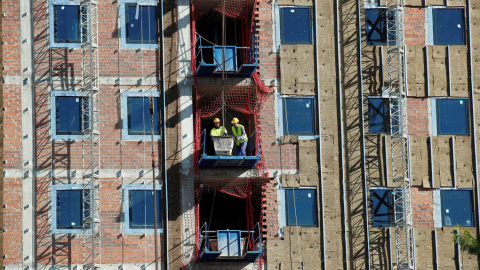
top-left (80, 0), bottom-right (101, 269)
top-left (385, 0), bottom-right (414, 269)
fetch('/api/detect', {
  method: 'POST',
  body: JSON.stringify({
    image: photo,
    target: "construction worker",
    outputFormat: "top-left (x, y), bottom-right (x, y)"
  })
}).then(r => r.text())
top-left (210, 118), bottom-right (227, 137)
top-left (231, 118), bottom-right (248, 156)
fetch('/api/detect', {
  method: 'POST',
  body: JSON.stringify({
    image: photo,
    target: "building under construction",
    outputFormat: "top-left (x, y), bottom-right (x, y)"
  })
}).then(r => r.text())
top-left (1, 0), bottom-right (480, 269)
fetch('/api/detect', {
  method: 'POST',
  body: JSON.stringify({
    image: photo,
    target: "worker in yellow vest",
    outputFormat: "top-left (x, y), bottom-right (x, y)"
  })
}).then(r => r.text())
top-left (210, 118), bottom-right (227, 137)
top-left (231, 118), bottom-right (248, 156)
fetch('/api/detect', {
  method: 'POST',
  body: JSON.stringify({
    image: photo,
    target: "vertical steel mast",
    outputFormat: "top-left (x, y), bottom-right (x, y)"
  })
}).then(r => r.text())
top-left (385, 0), bottom-right (414, 269)
top-left (80, 0), bottom-right (101, 269)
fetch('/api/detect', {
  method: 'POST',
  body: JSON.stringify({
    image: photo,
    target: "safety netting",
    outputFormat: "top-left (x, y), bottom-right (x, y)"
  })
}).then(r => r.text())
top-left (185, 0), bottom-right (274, 268)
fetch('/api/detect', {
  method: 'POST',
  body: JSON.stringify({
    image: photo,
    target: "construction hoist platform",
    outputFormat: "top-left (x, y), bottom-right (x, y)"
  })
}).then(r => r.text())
top-left (385, 0), bottom-right (414, 269)
top-left (80, 0), bottom-right (101, 269)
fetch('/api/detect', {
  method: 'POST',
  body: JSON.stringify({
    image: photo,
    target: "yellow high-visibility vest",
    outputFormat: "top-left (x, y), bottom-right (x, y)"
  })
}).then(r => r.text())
top-left (210, 126), bottom-right (226, 136)
top-left (232, 124), bottom-right (248, 146)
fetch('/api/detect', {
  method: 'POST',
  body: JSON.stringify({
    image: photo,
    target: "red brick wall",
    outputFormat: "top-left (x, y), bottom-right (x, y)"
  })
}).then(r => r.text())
top-left (411, 186), bottom-right (434, 227)
top-left (262, 179), bottom-right (280, 240)
top-left (3, 85), bottom-right (22, 168)
top-left (3, 178), bottom-right (22, 264)
top-left (35, 179), bottom-right (163, 265)
top-left (404, 7), bottom-right (425, 46)
top-left (407, 97), bottom-right (429, 136)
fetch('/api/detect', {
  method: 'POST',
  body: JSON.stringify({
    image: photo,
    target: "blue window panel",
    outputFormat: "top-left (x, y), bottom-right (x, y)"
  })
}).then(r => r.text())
top-left (368, 98), bottom-right (390, 134)
top-left (56, 96), bottom-right (86, 135)
top-left (129, 190), bottom-right (162, 229)
top-left (54, 5), bottom-right (81, 44)
top-left (366, 9), bottom-right (386, 44)
top-left (57, 190), bottom-right (83, 229)
top-left (126, 4), bottom-right (158, 44)
top-left (214, 46), bottom-right (237, 72)
top-left (280, 8), bottom-right (312, 44)
top-left (127, 97), bottom-right (160, 135)
top-left (370, 189), bottom-right (393, 227)
top-left (441, 190), bottom-right (474, 227)
top-left (283, 97), bottom-right (315, 135)
top-left (286, 189), bottom-right (318, 226)
top-left (433, 8), bottom-right (465, 45)
top-left (436, 99), bottom-right (469, 135)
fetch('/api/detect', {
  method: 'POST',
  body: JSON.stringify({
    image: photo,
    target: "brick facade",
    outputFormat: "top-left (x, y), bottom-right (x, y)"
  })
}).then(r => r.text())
top-left (404, 7), bottom-right (425, 46)
top-left (411, 187), bottom-right (434, 227)
top-left (407, 97), bottom-right (429, 136)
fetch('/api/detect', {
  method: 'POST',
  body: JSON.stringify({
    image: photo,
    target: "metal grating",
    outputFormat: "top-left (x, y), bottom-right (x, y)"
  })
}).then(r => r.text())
top-left (80, 0), bottom-right (101, 269)
top-left (385, 0), bottom-right (414, 269)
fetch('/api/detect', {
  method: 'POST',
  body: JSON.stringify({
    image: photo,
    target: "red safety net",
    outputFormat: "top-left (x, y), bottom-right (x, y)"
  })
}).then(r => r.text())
top-left (186, 0), bottom-right (274, 268)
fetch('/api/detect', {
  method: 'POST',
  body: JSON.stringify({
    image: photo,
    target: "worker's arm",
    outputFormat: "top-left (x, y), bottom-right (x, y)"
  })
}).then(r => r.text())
top-left (222, 127), bottom-right (228, 135)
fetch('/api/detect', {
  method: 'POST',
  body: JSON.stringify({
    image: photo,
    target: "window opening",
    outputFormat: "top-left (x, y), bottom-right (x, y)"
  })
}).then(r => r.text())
top-left (56, 96), bottom-right (87, 135)
top-left (127, 96), bottom-right (160, 135)
top-left (441, 189), bottom-right (474, 227)
top-left (282, 97), bottom-right (315, 136)
top-left (125, 3), bottom-right (157, 44)
top-left (285, 188), bottom-right (318, 227)
top-left (435, 98), bottom-right (469, 136)
top-left (57, 190), bottom-right (84, 229)
top-left (432, 8), bottom-right (465, 45)
top-left (54, 4), bottom-right (81, 44)
top-left (128, 190), bottom-right (162, 229)
top-left (279, 7), bottom-right (312, 44)
top-left (370, 188), bottom-right (394, 227)
top-left (368, 98), bottom-right (390, 134)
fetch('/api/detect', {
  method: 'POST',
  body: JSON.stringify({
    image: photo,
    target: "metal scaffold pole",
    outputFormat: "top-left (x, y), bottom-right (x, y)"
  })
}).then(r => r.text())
top-left (80, 0), bottom-right (101, 269)
top-left (385, 0), bottom-right (414, 269)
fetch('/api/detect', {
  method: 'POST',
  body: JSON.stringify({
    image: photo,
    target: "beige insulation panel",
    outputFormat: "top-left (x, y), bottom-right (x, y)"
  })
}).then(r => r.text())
top-left (410, 136), bottom-right (429, 187)
top-left (408, 46), bottom-right (427, 97)
top-left (429, 46), bottom-right (449, 97)
top-left (362, 47), bottom-right (383, 96)
top-left (404, 0), bottom-right (424, 6)
top-left (455, 137), bottom-right (474, 188)
top-left (280, 45), bottom-right (315, 95)
top-left (277, 0), bottom-right (313, 6)
top-left (407, 47), bottom-right (418, 97)
top-left (428, 0), bottom-right (446, 5)
top-left (430, 137), bottom-right (441, 189)
top-left (413, 228), bottom-right (434, 269)
top-left (299, 139), bottom-right (320, 186)
top-left (447, 0), bottom-right (467, 7)
top-left (365, 134), bottom-right (387, 187)
top-left (436, 136), bottom-right (454, 187)
top-left (368, 228), bottom-right (391, 268)
top-left (450, 47), bottom-right (469, 97)
top-left (435, 229), bottom-right (457, 268)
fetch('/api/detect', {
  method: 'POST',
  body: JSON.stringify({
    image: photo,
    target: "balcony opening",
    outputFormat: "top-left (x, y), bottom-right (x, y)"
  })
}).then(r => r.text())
top-left (198, 108), bottom-right (260, 169)
top-left (198, 184), bottom-right (262, 262)
top-left (194, 10), bottom-right (257, 77)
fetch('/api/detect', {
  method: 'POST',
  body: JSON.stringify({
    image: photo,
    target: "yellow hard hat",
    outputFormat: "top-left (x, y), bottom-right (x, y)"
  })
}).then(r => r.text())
top-left (231, 118), bottom-right (239, 124)
top-left (213, 118), bottom-right (220, 123)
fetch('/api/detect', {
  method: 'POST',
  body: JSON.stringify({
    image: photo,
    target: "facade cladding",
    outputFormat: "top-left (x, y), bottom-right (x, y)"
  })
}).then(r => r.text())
top-left (1, 0), bottom-right (480, 269)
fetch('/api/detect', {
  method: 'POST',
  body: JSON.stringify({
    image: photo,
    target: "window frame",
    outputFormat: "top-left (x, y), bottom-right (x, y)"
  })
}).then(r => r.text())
top-left (431, 97), bottom-right (470, 136)
top-left (124, 184), bottom-right (163, 234)
top-left (439, 188), bottom-right (475, 227)
top-left (367, 96), bottom-right (390, 134)
top-left (51, 184), bottom-right (88, 234)
top-left (119, 0), bottom-right (159, 49)
top-left (369, 187), bottom-right (394, 227)
top-left (278, 6), bottom-right (313, 45)
top-left (51, 91), bottom-right (89, 140)
top-left (278, 95), bottom-right (318, 139)
top-left (122, 91), bottom-right (161, 141)
top-left (428, 6), bottom-right (466, 46)
top-left (49, 0), bottom-right (86, 48)
top-left (281, 187), bottom-right (319, 228)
